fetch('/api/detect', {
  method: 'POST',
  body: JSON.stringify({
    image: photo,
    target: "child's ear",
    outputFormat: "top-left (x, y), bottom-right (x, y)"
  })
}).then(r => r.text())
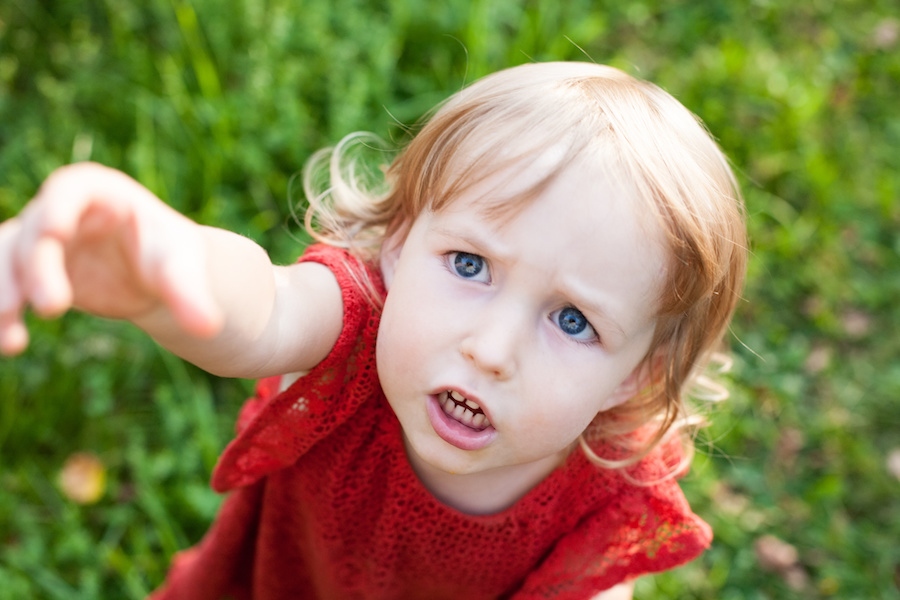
top-left (379, 223), bottom-right (408, 289)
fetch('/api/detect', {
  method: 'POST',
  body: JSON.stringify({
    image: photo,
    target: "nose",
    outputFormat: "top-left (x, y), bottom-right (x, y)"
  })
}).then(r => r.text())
top-left (458, 299), bottom-right (523, 380)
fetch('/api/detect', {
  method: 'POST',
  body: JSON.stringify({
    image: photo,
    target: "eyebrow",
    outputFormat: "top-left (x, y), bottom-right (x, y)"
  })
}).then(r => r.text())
top-left (430, 224), bottom-right (510, 262)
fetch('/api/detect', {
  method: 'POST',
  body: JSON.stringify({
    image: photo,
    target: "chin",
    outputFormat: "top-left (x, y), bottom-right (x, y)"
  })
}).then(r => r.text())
top-left (408, 437), bottom-right (493, 475)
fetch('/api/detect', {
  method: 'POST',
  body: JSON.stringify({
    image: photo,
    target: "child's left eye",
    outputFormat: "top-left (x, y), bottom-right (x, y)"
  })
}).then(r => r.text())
top-left (449, 252), bottom-right (491, 283)
top-left (551, 307), bottom-right (598, 343)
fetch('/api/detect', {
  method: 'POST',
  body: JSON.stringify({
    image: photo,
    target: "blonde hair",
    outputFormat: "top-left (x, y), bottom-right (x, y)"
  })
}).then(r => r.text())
top-left (304, 62), bottom-right (747, 477)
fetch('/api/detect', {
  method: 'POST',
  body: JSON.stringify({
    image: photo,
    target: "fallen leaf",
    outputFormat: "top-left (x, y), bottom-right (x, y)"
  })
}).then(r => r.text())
top-left (755, 534), bottom-right (809, 591)
top-left (783, 565), bottom-right (810, 591)
top-left (887, 448), bottom-right (900, 481)
top-left (803, 344), bottom-right (831, 374)
top-left (873, 18), bottom-right (900, 49)
top-left (710, 481), bottom-right (749, 516)
top-left (58, 452), bottom-right (106, 504)
top-left (840, 309), bottom-right (872, 338)
top-left (755, 534), bottom-right (799, 572)
top-left (775, 428), bottom-right (805, 465)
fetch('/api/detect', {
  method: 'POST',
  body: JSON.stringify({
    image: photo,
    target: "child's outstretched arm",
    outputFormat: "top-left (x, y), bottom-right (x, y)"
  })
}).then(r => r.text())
top-left (589, 582), bottom-right (634, 600)
top-left (0, 162), bottom-right (343, 378)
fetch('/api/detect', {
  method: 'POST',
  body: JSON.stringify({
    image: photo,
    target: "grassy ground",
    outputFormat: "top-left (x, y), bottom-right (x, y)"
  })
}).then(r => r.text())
top-left (1, 1), bottom-right (898, 598)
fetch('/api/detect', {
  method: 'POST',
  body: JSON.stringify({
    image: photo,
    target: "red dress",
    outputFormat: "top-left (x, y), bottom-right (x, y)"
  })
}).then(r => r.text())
top-left (149, 244), bottom-right (712, 600)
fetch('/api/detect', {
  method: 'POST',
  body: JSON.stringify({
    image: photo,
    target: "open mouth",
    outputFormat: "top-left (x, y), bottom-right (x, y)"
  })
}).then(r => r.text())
top-left (438, 389), bottom-right (491, 431)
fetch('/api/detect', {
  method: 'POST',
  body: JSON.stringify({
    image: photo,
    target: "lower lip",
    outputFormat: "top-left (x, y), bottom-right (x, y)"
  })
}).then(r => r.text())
top-left (425, 395), bottom-right (497, 451)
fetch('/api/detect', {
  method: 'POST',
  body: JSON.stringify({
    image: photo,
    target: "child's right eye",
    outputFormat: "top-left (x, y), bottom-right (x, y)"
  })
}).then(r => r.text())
top-left (449, 252), bottom-right (490, 283)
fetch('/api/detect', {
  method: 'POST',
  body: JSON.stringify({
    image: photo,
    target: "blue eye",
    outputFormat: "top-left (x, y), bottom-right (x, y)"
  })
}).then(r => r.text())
top-left (553, 307), bottom-right (597, 342)
top-left (558, 307), bottom-right (587, 334)
top-left (452, 252), bottom-right (486, 279)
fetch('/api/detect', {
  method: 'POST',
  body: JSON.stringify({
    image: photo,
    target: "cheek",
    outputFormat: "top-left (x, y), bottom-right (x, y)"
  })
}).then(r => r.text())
top-left (376, 305), bottom-right (417, 400)
top-left (544, 396), bottom-right (604, 439)
top-left (377, 298), bottom-right (415, 367)
top-left (521, 365), bottom-right (618, 435)
top-left (377, 279), bottom-right (444, 372)
top-left (381, 256), bottom-right (460, 338)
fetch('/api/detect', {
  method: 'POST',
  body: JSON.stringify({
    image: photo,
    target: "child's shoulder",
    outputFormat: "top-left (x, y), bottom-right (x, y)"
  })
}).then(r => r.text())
top-left (511, 438), bottom-right (710, 595)
top-left (211, 244), bottom-right (385, 492)
top-left (298, 242), bottom-right (386, 311)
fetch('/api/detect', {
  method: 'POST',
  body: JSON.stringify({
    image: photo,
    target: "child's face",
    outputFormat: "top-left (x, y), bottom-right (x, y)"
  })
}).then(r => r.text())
top-left (376, 158), bottom-right (667, 485)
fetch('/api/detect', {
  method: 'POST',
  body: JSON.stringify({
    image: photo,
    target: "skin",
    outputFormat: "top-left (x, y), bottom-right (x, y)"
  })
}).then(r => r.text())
top-left (0, 163), bottom-right (343, 376)
top-left (376, 158), bottom-right (667, 515)
top-left (0, 160), bottom-right (665, 599)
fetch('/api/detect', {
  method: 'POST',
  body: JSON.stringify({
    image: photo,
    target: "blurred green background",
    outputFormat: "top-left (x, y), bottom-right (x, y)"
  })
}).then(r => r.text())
top-left (1, 0), bottom-right (898, 598)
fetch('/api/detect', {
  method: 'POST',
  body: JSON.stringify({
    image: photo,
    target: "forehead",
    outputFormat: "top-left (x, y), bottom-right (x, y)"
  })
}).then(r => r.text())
top-left (428, 154), bottom-right (668, 338)
top-left (440, 143), bottom-right (660, 244)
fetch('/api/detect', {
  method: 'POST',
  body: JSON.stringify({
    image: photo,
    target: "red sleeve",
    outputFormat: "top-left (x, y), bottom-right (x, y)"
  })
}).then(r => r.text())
top-left (511, 477), bottom-right (712, 599)
top-left (210, 244), bottom-right (384, 493)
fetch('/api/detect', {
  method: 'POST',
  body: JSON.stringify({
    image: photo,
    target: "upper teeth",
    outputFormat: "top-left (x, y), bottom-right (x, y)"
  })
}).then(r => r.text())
top-left (450, 390), bottom-right (481, 412)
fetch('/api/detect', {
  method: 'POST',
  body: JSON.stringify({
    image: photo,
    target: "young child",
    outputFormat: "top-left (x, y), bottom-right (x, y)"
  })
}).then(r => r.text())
top-left (0, 62), bottom-right (747, 599)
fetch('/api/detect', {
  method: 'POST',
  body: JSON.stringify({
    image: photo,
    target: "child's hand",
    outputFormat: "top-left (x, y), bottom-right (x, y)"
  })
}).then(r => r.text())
top-left (0, 162), bottom-right (223, 356)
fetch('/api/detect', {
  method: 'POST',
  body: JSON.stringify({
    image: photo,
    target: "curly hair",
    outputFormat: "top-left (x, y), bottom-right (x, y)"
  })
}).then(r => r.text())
top-left (302, 62), bottom-right (747, 478)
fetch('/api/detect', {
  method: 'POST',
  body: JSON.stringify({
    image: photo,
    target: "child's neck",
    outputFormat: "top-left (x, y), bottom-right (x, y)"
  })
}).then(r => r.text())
top-left (403, 438), bottom-right (572, 515)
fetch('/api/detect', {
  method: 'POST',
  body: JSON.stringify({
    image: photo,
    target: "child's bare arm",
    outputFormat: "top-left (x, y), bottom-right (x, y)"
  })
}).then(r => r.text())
top-left (0, 162), bottom-right (343, 378)
top-left (589, 581), bottom-right (634, 600)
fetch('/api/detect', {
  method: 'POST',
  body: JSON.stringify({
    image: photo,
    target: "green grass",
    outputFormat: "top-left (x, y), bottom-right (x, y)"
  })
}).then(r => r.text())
top-left (1, 1), bottom-right (898, 598)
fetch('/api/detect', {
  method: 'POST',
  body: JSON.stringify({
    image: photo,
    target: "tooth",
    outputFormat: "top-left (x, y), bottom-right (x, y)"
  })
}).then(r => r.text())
top-left (451, 404), bottom-right (466, 419)
top-left (472, 413), bottom-right (486, 428)
top-left (465, 399), bottom-right (481, 411)
top-left (450, 390), bottom-right (465, 402)
top-left (459, 410), bottom-right (473, 425)
top-left (442, 397), bottom-right (454, 413)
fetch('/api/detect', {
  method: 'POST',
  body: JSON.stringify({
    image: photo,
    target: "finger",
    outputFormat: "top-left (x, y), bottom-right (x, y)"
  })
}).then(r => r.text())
top-left (12, 164), bottom-right (125, 316)
top-left (0, 313), bottom-right (29, 356)
top-left (28, 163), bottom-right (133, 240)
top-left (25, 236), bottom-right (74, 317)
top-left (0, 219), bottom-right (28, 354)
top-left (0, 219), bottom-right (22, 311)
